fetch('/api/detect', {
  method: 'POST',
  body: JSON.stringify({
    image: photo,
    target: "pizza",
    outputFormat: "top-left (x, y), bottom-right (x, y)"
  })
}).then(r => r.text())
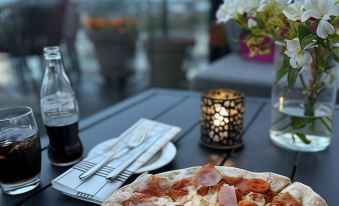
top-left (102, 163), bottom-right (327, 206)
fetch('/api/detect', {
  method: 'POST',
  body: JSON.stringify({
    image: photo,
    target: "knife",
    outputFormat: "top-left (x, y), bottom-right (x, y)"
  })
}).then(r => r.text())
top-left (106, 133), bottom-right (160, 181)
top-left (79, 147), bottom-right (129, 181)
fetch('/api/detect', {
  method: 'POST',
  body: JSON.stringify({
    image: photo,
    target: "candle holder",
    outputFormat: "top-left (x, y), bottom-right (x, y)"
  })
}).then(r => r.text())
top-left (200, 89), bottom-right (245, 149)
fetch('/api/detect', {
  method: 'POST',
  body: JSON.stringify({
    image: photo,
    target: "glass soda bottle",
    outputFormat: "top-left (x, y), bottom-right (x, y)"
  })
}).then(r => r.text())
top-left (40, 46), bottom-right (83, 166)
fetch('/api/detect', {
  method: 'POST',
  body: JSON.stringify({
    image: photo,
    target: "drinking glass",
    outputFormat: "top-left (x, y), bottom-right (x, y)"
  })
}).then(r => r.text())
top-left (0, 106), bottom-right (41, 195)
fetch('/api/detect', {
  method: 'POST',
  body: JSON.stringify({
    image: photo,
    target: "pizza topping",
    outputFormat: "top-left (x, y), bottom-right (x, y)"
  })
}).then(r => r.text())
top-left (193, 163), bottom-right (222, 187)
top-left (224, 176), bottom-right (243, 185)
top-left (133, 175), bottom-right (168, 196)
top-left (167, 188), bottom-right (189, 201)
top-left (271, 192), bottom-right (302, 206)
top-left (136, 176), bottom-right (168, 198)
top-left (237, 201), bottom-right (258, 206)
top-left (128, 201), bottom-right (159, 206)
top-left (242, 192), bottom-right (266, 206)
top-left (123, 194), bottom-right (158, 206)
top-left (171, 179), bottom-right (192, 190)
top-left (200, 199), bottom-right (209, 206)
top-left (217, 184), bottom-right (237, 206)
top-left (263, 190), bottom-right (274, 203)
top-left (266, 203), bottom-right (283, 206)
top-left (197, 186), bottom-right (210, 196)
top-left (245, 178), bottom-right (269, 193)
top-left (157, 176), bottom-right (170, 191)
top-left (235, 188), bottom-right (244, 201)
top-left (141, 186), bottom-right (165, 197)
top-left (214, 179), bottom-right (226, 192)
top-left (248, 193), bottom-right (265, 202)
top-left (235, 180), bottom-right (251, 194)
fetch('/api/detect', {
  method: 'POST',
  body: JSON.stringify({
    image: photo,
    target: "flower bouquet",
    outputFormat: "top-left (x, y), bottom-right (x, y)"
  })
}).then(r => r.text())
top-left (217, 0), bottom-right (339, 151)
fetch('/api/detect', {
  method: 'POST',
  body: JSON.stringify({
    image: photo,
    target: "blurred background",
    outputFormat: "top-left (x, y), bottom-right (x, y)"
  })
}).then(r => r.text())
top-left (0, 0), bottom-right (248, 136)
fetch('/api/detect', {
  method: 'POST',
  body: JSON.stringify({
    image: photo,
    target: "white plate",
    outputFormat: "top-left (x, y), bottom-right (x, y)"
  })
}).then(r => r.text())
top-left (87, 138), bottom-right (176, 174)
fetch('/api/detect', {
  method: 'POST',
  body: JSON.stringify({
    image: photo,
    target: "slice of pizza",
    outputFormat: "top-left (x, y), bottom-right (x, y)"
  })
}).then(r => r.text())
top-left (102, 164), bottom-right (327, 206)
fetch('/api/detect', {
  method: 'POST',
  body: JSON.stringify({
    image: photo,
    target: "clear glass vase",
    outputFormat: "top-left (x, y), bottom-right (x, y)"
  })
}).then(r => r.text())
top-left (270, 45), bottom-right (338, 152)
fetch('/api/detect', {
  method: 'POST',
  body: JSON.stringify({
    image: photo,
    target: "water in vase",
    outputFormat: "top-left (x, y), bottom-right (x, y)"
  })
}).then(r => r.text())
top-left (270, 100), bottom-right (333, 152)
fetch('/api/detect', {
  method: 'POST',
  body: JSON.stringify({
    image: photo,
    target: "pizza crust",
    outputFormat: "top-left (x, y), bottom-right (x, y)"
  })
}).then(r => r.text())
top-left (280, 182), bottom-right (327, 206)
top-left (103, 167), bottom-right (200, 206)
top-left (102, 173), bottom-right (151, 206)
top-left (102, 166), bottom-right (292, 206)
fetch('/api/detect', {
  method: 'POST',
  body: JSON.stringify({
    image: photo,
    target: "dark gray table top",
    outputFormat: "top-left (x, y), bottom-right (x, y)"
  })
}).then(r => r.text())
top-left (1, 89), bottom-right (337, 205)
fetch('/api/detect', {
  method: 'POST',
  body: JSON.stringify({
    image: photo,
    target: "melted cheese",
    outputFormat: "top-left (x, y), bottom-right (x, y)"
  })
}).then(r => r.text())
top-left (153, 186), bottom-right (272, 206)
top-left (243, 192), bottom-right (266, 206)
top-left (152, 186), bottom-right (269, 206)
top-left (152, 186), bottom-right (219, 206)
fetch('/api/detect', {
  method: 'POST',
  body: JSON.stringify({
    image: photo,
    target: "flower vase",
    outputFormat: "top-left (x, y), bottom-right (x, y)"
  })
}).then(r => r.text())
top-left (270, 45), bottom-right (338, 152)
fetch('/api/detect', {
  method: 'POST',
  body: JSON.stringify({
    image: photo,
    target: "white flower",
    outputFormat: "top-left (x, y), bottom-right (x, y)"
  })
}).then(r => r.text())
top-left (244, 0), bottom-right (261, 15)
top-left (216, 1), bottom-right (237, 23)
top-left (275, 0), bottom-right (294, 9)
top-left (317, 19), bottom-right (335, 39)
top-left (247, 19), bottom-right (258, 28)
top-left (257, 0), bottom-right (268, 11)
top-left (283, 2), bottom-right (304, 21)
top-left (285, 38), bottom-right (313, 69)
top-left (301, 0), bottom-right (339, 38)
top-left (230, 0), bottom-right (261, 16)
top-left (216, 0), bottom-right (261, 23)
top-left (259, 0), bottom-right (292, 11)
top-left (302, 0), bottom-right (339, 21)
top-left (235, 0), bottom-right (248, 15)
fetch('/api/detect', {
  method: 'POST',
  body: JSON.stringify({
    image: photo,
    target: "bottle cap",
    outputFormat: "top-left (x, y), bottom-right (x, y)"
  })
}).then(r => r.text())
top-left (43, 46), bottom-right (60, 54)
top-left (44, 52), bottom-right (61, 60)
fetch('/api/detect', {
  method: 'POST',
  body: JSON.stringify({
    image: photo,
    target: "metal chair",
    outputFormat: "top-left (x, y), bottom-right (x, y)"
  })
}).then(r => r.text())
top-left (0, 0), bottom-right (80, 90)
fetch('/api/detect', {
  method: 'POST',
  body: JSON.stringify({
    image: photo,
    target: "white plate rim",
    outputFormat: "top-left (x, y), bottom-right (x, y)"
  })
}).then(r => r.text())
top-left (87, 138), bottom-right (176, 174)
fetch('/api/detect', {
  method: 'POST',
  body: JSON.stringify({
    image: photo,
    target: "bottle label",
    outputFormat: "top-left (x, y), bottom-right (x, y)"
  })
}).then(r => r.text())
top-left (45, 99), bottom-right (74, 119)
top-left (41, 93), bottom-right (78, 124)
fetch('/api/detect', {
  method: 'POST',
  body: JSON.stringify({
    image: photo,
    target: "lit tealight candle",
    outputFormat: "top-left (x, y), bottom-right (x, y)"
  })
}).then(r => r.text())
top-left (200, 89), bottom-right (245, 149)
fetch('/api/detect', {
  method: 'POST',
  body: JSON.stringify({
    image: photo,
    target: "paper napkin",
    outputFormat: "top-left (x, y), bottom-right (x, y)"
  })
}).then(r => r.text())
top-left (52, 118), bottom-right (181, 204)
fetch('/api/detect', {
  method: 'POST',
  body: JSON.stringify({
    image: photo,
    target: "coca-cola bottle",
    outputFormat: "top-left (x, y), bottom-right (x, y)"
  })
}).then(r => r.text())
top-left (40, 46), bottom-right (83, 166)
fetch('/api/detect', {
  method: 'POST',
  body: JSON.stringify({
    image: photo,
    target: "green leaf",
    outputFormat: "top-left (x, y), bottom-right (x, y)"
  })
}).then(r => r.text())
top-left (297, 24), bottom-right (312, 41)
top-left (275, 56), bottom-right (290, 83)
top-left (316, 53), bottom-right (327, 70)
top-left (291, 116), bottom-right (309, 130)
top-left (288, 68), bottom-right (302, 89)
top-left (291, 134), bottom-right (296, 143)
top-left (319, 117), bottom-right (332, 133)
top-left (301, 34), bottom-right (316, 50)
top-left (295, 133), bottom-right (311, 144)
top-left (330, 33), bottom-right (339, 43)
top-left (328, 71), bottom-right (336, 84)
top-left (332, 47), bottom-right (339, 62)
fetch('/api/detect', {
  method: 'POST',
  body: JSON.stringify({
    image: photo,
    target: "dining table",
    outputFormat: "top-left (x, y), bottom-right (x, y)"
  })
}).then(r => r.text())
top-left (1, 88), bottom-right (338, 206)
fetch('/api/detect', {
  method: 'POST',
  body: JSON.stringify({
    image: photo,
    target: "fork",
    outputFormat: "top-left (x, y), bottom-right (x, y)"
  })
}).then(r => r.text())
top-left (79, 129), bottom-right (147, 181)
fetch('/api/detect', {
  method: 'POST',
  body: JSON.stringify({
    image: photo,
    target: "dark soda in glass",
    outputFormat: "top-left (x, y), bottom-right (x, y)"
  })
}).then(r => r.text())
top-left (0, 127), bottom-right (41, 184)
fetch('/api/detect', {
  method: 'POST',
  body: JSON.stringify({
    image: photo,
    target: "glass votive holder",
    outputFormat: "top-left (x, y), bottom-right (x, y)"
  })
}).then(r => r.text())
top-left (200, 88), bottom-right (245, 149)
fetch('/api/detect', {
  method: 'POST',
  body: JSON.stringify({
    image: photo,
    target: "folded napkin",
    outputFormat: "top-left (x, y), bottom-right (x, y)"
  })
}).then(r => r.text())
top-left (52, 118), bottom-right (181, 204)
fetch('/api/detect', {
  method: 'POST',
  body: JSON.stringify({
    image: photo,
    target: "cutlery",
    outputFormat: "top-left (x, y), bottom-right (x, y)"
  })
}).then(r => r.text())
top-left (79, 129), bottom-right (147, 180)
top-left (74, 161), bottom-right (132, 182)
top-left (106, 131), bottom-right (160, 181)
top-left (105, 149), bottom-right (144, 181)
